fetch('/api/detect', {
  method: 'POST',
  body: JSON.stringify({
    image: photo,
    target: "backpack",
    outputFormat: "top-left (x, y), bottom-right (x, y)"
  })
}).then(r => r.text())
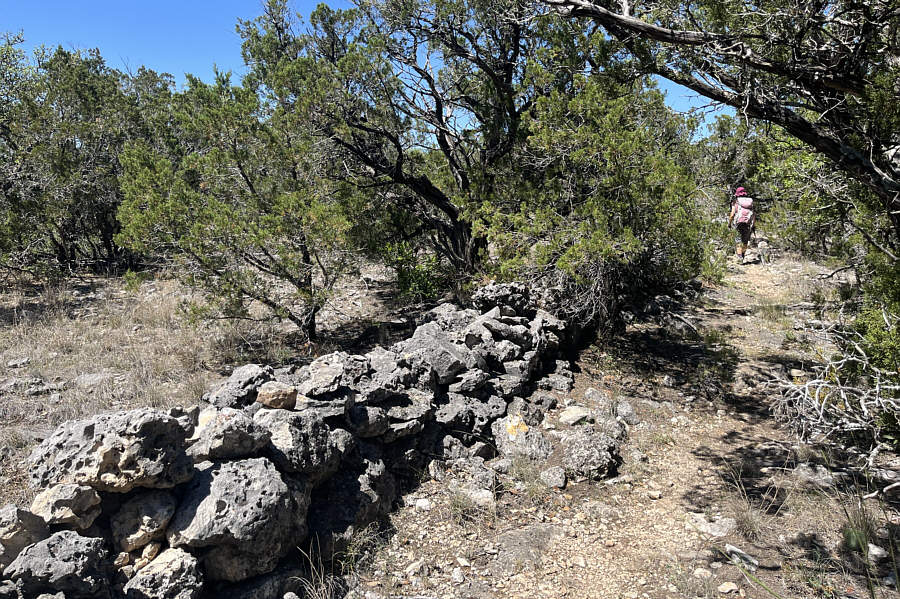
top-left (735, 197), bottom-right (754, 225)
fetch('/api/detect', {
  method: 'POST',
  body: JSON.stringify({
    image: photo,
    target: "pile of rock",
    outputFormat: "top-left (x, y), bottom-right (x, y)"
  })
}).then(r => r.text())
top-left (0, 283), bottom-right (622, 599)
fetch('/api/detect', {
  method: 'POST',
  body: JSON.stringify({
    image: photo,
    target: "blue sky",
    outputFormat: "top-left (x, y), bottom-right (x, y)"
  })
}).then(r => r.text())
top-left (4, 0), bottom-right (725, 118)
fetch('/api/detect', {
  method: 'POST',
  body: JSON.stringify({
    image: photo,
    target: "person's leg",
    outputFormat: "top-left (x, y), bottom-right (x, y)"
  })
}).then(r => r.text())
top-left (738, 224), bottom-right (751, 259)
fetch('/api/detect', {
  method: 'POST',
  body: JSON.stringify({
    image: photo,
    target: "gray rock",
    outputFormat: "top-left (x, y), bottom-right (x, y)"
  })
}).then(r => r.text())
top-left (4, 530), bottom-right (109, 598)
top-left (0, 505), bottom-right (49, 568)
top-left (30, 484), bottom-right (101, 530)
top-left (615, 400), bottom-right (639, 425)
top-left (791, 463), bottom-right (835, 489)
top-left (538, 373), bottom-right (573, 392)
top-left (384, 389), bottom-right (434, 422)
top-left (472, 282), bottom-right (531, 315)
top-left (491, 415), bottom-right (552, 461)
top-left (380, 419), bottom-right (424, 443)
top-left (448, 370), bottom-right (490, 394)
top-left (506, 397), bottom-right (543, 426)
top-left (493, 340), bottom-right (522, 362)
top-left (540, 466), bottom-right (566, 489)
top-left (559, 406), bottom-right (593, 426)
top-left (297, 354), bottom-right (345, 397)
top-left (207, 364), bottom-right (274, 408)
top-left (584, 387), bottom-right (614, 415)
top-left (27, 408), bottom-right (193, 493)
top-left (493, 374), bottom-right (526, 399)
top-left (111, 491), bottom-right (176, 552)
top-left (6, 357), bottom-right (29, 369)
top-left (255, 381), bottom-right (298, 410)
top-left (73, 372), bottom-right (115, 389)
top-left (393, 322), bottom-right (466, 385)
top-left (187, 407), bottom-right (270, 461)
top-left (167, 458), bottom-right (298, 582)
top-left (123, 548), bottom-right (203, 599)
top-left (562, 428), bottom-right (620, 479)
top-left (252, 409), bottom-right (339, 481)
top-left (346, 405), bottom-right (389, 438)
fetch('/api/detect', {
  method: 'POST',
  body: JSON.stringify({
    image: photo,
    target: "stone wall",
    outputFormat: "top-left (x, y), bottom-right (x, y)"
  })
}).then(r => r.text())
top-left (0, 283), bottom-right (624, 599)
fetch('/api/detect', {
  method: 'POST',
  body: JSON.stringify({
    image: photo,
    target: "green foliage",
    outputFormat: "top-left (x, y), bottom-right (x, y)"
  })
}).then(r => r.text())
top-left (483, 72), bottom-right (708, 324)
top-left (382, 241), bottom-right (446, 301)
top-left (117, 74), bottom-right (353, 339)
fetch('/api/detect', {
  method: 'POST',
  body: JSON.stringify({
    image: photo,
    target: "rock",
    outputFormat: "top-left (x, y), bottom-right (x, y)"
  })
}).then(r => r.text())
top-left (717, 581), bottom-right (738, 594)
top-left (414, 498), bottom-right (432, 512)
top-left (4, 530), bottom-right (109, 598)
top-left (448, 370), bottom-right (490, 394)
top-left (0, 505), bottom-right (49, 568)
top-left (693, 567), bottom-right (712, 579)
top-left (647, 490), bottom-right (662, 500)
top-left (791, 463), bottom-right (834, 489)
top-left (380, 419), bottom-right (424, 443)
top-left (255, 381), bottom-right (298, 410)
top-left (208, 364), bottom-right (274, 408)
top-left (30, 484), bottom-right (101, 530)
top-left (562, 428), bottom-right (620, 479)
top-left (472, 282), bottom-right (531, 315)
top-left (584, 388), bottom-right (614, 414)
top-left (111, 491), bottom-right (176, 552)
top-left (73, 372), bottom-right (114, 389)
top-left (187, 407), bottom-right (270, 461)
top-left (27, 409), bottom-right (193, 493)
top-left (540, 466), bottom-right (566, 489)
top-left (538, 374), bottom-right (573, 393)
top-left (253, 409), bottom-right (339, 481)
top-left (394, 322), bottom-right (466, 385)
top-left (384, 389), bottom-right (434, 422)
top-left (491, 415), bottom-right (552, 461)
top-left (559, 406), bottom-right (592, 426)
top-left (167, 458), bottom-right (298, 582)
top-left (686, 513), bottom-right (736, 538)
top-left (6, 357), bottom-right (29, 369)
top-left (123, 548), bottom-right (203, 599)
top-left (450, 566), bottom-right (465, 584)
top-left (297, 353), bottom-right (364, 397)
top-left (724, 544), bottom-right (758, 571)
top-left (868, 543), bottom-right (890, 562)
top-left (347, 405), bottom-right (389, 438)
top-left (615, 400), bottom-right (639, 425)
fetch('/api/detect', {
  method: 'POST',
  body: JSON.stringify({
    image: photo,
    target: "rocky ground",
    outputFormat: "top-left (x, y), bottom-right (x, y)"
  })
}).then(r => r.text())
top-left (343, 253), bottom-right (900, 599)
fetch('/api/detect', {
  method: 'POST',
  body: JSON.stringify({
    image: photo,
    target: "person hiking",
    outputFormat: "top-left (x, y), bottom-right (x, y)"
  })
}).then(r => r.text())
top-left (728, 187), bottom-right (755, 260)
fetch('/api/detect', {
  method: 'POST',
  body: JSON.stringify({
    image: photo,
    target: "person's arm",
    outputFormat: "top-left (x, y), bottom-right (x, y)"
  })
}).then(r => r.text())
top-left (728, 203), bottom-right (736, 227)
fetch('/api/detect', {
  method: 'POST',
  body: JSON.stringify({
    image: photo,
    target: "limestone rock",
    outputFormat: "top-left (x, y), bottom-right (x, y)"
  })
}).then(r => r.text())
top-left (187, 407), bottom-right (270, 461)
top-left (111, 491), bottom-right (176, 552)
top-left (491, 414), bottom-right (552, 461)
top-left (559, 406), bottom-right (593, 426)
top-left (393, 322), bottom-right (467, 385)
top-left (346, 405), bottom-right (389, 438)
top-left (472, 282), bottom-right (531, 315)
top-left (27, 408), bottom-right (193, 493)
top-left (562, 428), bottom-right (620, 479)
top-left (540, 466), bottom-right (566, 489)
top-left (255, 381), bottom-right (298, 410)
top-left (0, 505), bottom-right (49, 568)
top-left (123, 548), bottom-right (203, 599)
top-left (297, 354), bottom-right (345, 397)
top-left (167, 458), bottom-right (297, 582)
top-left (30, 484), bottom-right (101, 530)
top-left (207, 364), bottom-right (274, 408)
top-left (252, 409), bottom-right (339, 481)
top-left (615, 399), bottom-right (639, 425)
top-left (4, 530), bottom-right (109, 598)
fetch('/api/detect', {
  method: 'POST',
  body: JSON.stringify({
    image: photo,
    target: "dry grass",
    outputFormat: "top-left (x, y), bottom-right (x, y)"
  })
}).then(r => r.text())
top-left (0, 275), bottom-right (308, 506)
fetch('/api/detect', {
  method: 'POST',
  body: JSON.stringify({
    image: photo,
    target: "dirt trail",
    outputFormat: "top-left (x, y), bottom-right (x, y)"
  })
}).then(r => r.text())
top-left (355, 255), bottom-right (896, 599)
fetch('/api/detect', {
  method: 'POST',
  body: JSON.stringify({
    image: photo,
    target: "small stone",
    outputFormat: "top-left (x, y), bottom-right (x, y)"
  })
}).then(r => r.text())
top-left (414, 498), bottom-right (432, 512)
top-left (450, 567), bottom-right (465, 584)
top-left (572, 555), bottom-right (586, 568)
top-left (456, 556), bottom-right (471, 567)
top-left (717, 581), bottom-right (739, 594)
top-left (114, 552), bottom-right (131, 568)
top-left (540, 466), bottom-right (566, 489)
top-left (142, 541), bottom-right (162, 562)
top-left (7, 357), bottom-right (29, 369)
top-left (693, 567), bottom-right (712, 579)
top-left (255, 381), bottom-right (298, 410)
top-left (647, 490), bottom-right (662, 500)
top-left (559, 406), bottom-right (592, 426)
top-left (868, 543), bottom-right (889, 562)
top-left (604, 539), bottom-right (616, 547)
